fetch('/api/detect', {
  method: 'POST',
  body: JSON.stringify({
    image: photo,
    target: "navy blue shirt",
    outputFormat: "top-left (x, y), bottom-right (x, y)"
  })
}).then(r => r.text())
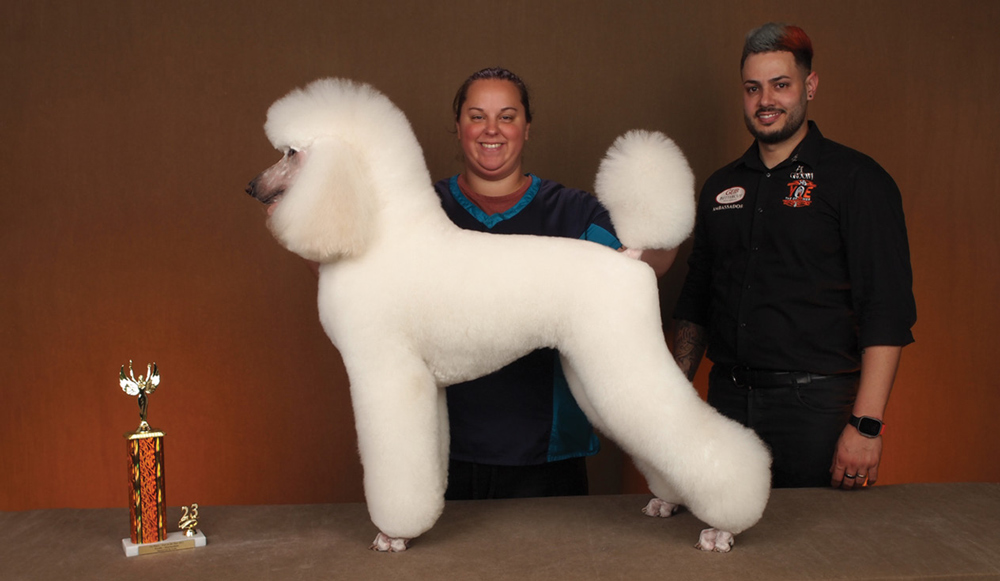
top-left (674, 122), bottom-right (916, 374)
top-left (435, 174), bottom-right (621, 465)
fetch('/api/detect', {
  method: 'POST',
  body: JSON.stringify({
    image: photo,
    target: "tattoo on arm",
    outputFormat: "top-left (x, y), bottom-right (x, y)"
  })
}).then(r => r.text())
top-left (673, 320), bottom-right (708, 382)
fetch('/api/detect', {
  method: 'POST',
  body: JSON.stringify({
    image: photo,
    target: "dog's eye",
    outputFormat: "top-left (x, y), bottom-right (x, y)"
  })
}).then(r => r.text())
top-left (287, 149), bottom-right (298, 158)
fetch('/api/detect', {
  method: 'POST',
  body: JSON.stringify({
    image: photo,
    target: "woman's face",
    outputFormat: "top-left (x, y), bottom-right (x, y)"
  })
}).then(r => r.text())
top-left (456, 79), bottom-right (530, 183)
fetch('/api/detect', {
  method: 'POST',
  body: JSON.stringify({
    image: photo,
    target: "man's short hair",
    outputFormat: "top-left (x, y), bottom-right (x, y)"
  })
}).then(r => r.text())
top-left (741, 23), bottom-right (814, 72)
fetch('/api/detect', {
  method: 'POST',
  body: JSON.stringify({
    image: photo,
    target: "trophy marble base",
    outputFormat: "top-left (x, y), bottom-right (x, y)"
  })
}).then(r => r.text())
top-left (122, 530), bottom-right (206, 557)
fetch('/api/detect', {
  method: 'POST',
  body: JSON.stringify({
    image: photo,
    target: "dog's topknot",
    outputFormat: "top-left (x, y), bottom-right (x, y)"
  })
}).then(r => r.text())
top-left (264, 79), bottom-right (402, 153)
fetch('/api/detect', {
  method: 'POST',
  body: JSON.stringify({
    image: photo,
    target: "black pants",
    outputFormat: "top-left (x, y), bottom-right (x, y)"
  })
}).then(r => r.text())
top-left (708, 364), bottom-right (859, 488)
top-left (445, 457), bottom-right (589, 500)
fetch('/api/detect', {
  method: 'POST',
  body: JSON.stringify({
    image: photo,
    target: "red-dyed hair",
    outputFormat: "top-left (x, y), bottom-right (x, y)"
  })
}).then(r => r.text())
top-left (741, 23), bottom-right (814, 72)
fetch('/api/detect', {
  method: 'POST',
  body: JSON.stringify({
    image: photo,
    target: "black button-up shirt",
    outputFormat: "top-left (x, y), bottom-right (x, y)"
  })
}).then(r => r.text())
top-left (675, 122), bottom-right (916, 374)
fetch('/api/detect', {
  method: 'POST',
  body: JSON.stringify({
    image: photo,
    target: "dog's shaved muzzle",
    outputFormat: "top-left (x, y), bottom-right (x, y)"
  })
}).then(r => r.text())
top-left (247, 149), bottom-right (305, 206)
top-left (245, 176), bottom-right (284, 205)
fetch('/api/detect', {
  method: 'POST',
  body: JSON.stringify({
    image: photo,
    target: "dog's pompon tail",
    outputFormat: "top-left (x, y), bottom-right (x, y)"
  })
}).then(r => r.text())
top-left (593, 130), bottom-right (695, 250)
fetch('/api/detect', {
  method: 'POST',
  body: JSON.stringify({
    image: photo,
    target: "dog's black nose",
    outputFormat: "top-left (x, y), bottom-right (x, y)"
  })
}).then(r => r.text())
top-left (246, 179), bottom-right (258, 198)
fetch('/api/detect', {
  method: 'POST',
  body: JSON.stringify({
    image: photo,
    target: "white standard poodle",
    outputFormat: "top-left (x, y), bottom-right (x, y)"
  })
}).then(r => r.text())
top-left (246, 78), bottom-right (771, 553)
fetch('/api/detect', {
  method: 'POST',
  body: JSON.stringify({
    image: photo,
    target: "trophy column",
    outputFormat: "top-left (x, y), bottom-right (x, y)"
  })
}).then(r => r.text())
top-left (126, 427), bottom-right (167, 544)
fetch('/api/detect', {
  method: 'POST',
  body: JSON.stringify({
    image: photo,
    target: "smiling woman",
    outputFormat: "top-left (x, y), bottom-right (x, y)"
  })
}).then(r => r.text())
top-left (455, 75), bottom-right (531, 195)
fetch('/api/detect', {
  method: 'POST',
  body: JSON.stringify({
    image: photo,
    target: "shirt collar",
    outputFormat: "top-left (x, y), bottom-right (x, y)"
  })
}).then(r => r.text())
top-left (738, 120), bottom-right (823, 172)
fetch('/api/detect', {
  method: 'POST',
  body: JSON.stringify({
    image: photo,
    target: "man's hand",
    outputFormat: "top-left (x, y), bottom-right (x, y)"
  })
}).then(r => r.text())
top-left (830, 425), bottom-right (882, 489)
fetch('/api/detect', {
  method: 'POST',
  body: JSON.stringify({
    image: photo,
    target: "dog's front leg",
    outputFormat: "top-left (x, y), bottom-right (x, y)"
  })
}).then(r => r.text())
top-left (370, 532), bottom-right (410, 552)
top-left (695, 528), bottom-right (735, 553)
top-left (350, 361), bottom-right (446, 552)
top-left (367, 389), bottom-right (450, 553)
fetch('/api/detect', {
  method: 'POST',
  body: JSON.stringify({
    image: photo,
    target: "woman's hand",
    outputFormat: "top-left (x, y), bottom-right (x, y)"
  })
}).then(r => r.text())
top-left (618, 247), bottom-right (678, 278)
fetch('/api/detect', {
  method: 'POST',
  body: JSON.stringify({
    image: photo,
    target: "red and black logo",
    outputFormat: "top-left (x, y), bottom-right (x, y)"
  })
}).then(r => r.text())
top-left (783, 179), bottom-right (815, 208)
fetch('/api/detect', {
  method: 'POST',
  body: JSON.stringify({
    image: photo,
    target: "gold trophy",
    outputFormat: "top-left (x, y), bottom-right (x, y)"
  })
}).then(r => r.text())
top-left (119, 361), bottom-right (206, 556)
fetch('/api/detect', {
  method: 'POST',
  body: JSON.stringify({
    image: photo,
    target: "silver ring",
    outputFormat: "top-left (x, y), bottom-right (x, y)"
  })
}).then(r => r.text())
top-left (857, 474), bottom-right (867, 479)
top-left (845, 473), bottom-right (857, 479)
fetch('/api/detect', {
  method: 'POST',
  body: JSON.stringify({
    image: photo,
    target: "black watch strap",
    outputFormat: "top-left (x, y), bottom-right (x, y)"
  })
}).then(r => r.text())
top-left (849, 415), bottom-right (884, 438)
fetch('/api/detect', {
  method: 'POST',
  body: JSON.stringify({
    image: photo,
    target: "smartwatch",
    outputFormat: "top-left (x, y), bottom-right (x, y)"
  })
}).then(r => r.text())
top-left (849, 415), bottom-right (884, 438)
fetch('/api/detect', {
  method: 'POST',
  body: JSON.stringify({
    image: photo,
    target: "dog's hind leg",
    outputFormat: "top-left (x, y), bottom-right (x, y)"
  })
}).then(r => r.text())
top-left (633, 457), bottom-right (682, 518)
top-left (559, 327), bottom-right (770, 548)
top-left (348, 358), bottom-right (447, 551)
top-left (641, 496), bottom-right (681, 518)
top-left (562, 357), bottom-right (683, 518)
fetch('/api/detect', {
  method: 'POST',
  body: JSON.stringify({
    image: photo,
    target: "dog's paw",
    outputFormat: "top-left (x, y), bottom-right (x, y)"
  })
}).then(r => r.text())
top-left (370, 531), bottom-right (410, 552)
top-left (695, 528), bottom-right (734, 553)
top-left (641, 497), bottom-right (680, 518)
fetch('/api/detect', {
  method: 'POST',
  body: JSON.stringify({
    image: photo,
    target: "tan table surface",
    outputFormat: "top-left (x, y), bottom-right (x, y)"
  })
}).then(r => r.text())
top-left (3, 483), bottom-right (999, 580)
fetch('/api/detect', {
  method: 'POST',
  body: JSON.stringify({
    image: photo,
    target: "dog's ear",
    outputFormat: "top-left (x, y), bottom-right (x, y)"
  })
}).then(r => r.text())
top-left (269, 137), bottom-right (376, 262)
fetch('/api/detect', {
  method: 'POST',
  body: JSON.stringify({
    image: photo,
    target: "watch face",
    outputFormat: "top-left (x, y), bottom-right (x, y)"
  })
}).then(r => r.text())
top-left (857, 416), bottom-right (882, 436)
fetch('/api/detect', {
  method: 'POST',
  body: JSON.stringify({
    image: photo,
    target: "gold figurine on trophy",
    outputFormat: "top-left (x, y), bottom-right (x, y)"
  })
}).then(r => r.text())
top-left (120, 361), bottom-right (160, 432)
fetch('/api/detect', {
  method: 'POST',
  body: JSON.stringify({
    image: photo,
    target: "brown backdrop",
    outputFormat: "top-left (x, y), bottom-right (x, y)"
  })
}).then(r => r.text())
top-left (2, 0), bottom-right (998, 511)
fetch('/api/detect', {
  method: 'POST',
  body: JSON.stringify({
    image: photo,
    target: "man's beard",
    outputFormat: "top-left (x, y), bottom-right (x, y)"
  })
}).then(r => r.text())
top-left (744, 105), bottom-right (806, 144)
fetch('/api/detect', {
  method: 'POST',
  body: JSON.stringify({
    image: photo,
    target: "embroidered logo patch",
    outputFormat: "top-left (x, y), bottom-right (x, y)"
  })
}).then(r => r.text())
top-left (715, 187), bottom-right (745, 205)
top-left (784, 179), bottom-right (815, 207)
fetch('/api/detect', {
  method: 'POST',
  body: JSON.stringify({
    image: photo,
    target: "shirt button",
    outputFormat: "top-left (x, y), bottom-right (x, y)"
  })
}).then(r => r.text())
top-left (765, 172), bottom-right (771, 178)
top-left (740, 323), bottom-right (747, 328)
top-left (757, 207), bottom-right (764, 213)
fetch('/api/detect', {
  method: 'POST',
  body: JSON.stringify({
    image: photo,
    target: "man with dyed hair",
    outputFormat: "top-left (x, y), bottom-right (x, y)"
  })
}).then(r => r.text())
top-left (672, 23), bottom-right (916, 489)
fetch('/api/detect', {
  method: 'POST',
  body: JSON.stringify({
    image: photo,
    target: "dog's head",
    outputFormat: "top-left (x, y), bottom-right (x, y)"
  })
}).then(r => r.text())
top-left (247, 78), bottom-right (423, 262)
